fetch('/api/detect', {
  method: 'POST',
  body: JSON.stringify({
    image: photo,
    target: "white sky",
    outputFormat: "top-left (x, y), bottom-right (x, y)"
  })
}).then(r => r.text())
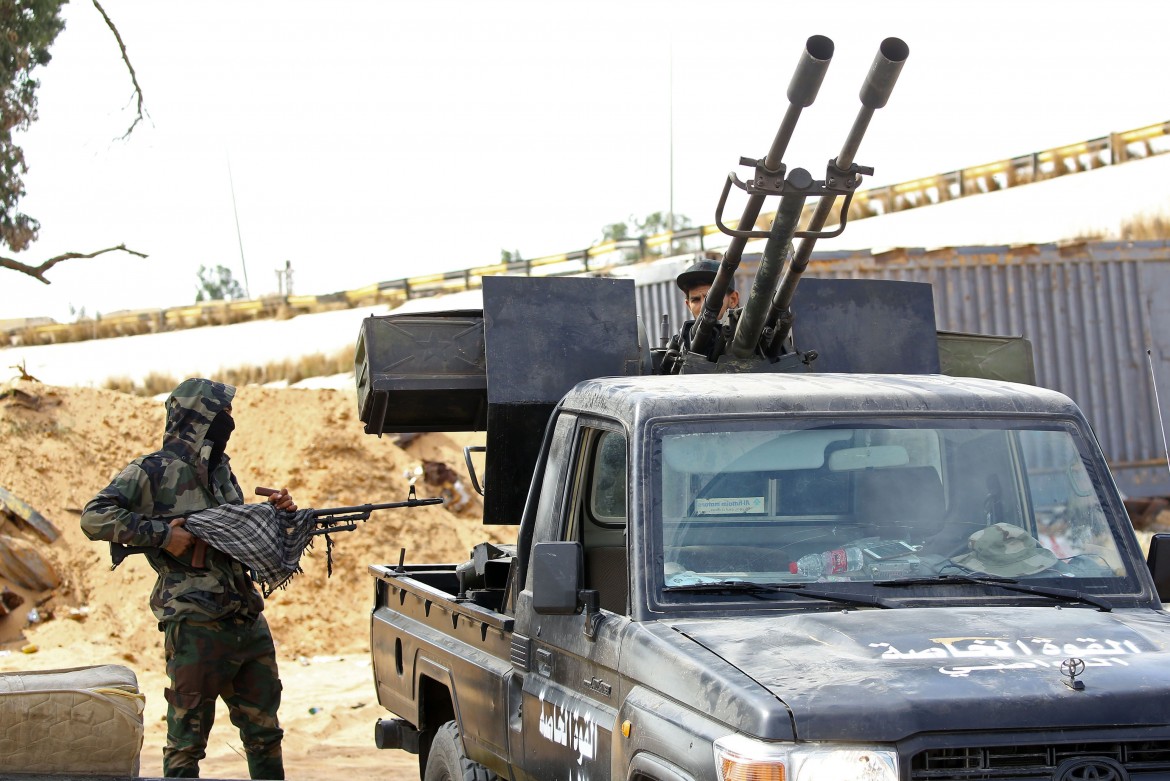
top-left (2, 0), bottom-right (1169, 322)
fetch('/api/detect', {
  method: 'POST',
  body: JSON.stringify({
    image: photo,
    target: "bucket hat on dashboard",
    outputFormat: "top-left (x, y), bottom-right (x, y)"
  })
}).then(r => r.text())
top-left (952, 522), bottom-right (1059, 576)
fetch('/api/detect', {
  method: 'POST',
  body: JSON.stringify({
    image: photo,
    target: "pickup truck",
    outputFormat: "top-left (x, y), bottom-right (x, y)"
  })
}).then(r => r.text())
top-left (355, 35), bottom-right (1170, 781)
top-left (366, 370), bottom-right (1170, 781)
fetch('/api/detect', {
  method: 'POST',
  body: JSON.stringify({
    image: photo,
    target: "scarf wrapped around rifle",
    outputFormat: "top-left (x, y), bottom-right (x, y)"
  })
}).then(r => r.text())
top-left (182, 503), bottom-right (334, 596)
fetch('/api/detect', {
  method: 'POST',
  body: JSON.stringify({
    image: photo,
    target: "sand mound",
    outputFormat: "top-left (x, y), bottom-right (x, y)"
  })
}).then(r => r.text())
top-left (0, 379), bottom-right (510, 657)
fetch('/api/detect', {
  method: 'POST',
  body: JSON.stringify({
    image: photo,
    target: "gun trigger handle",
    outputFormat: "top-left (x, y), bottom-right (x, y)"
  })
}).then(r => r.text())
top-left (191, 539), bottom-right (208, 569)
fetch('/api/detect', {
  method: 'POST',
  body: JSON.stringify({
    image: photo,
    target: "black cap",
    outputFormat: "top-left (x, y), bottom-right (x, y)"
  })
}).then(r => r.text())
top-left (677, 258), bottom-right (734, 292)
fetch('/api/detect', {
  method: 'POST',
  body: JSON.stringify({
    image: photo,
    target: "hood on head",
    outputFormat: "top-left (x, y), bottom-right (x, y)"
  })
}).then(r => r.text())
top-left (163, 377), bottom-right (236, 459)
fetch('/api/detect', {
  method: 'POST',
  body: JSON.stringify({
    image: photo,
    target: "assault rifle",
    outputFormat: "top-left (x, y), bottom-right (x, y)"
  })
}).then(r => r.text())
top-left (109, 486), bottom-right (442, 570)
top-left (253, 485), bottom-right (444, 535)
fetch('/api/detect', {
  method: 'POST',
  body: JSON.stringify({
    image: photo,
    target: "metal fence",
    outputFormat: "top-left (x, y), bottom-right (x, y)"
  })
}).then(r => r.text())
top-left (628, 240), bottom-right (1170, 498)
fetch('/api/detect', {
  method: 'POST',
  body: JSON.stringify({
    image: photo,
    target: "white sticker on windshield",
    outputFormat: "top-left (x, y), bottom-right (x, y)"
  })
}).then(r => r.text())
top-left (694, 497), bottom-right (766, 515)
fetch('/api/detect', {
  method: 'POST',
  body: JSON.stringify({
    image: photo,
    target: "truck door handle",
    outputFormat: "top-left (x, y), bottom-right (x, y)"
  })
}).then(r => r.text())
top-left (536, 648), bottom-right (553, 677)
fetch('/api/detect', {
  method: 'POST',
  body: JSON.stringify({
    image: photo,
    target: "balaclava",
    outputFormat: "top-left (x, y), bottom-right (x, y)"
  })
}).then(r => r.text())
top-left (206, 409), bottom-right (236, 473)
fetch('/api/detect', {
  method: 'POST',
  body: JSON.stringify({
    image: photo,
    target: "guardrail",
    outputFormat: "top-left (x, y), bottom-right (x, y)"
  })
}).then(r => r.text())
top-left (8, 119), bottom-right (1168, 348)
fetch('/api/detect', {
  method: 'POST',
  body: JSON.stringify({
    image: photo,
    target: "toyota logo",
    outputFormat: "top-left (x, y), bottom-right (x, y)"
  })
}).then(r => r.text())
top-left (1054, 757), bottom-right (1128, 781)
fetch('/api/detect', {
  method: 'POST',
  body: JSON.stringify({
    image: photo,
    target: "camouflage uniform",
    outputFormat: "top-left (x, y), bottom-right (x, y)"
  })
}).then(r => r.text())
top-left (81, 378), bottom-right (284, 779)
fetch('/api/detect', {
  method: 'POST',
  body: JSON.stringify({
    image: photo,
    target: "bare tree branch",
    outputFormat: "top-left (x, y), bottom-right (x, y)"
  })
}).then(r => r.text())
top-left (91, 0), bottom-right (148, 139)
top-left (8, 360), bottom-right (40, 383)
top-left (0, 244), bottom-right (148, 284)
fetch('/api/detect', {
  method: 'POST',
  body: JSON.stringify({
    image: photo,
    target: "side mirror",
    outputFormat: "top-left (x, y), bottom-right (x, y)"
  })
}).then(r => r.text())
top-left (1146, 533), bottom-right (1170, 603)
top-left (531, 542), bottom-right (582, 615)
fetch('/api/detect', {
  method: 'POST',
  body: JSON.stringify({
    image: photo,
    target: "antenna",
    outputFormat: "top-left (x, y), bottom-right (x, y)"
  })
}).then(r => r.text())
top-left (226, 155), bottom-right (252, 299)
top-left (668, 36), bottom-right (674, 257)
top-left (1147, 349), bottom-right (1170, 483)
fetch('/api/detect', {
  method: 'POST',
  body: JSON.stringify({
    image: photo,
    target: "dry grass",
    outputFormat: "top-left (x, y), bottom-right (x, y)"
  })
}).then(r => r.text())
top-left (11, 302), bottom-right (287, 347)
top-left (103, 345), bottom-right (356, 397)
top-left (1072, 213), bottom-right (1170, 243)
top-left (1120, 213), bottom-right (1170, 240)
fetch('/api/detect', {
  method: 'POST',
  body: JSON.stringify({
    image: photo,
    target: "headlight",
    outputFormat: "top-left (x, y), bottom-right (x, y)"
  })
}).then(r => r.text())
top-left (713, 734), bottom-right (898, 781)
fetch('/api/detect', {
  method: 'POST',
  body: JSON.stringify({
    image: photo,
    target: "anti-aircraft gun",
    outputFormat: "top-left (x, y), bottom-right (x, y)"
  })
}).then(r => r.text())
top-left (661, 35), bottom-right (910, 375)
top-left (354, 35), bottom-right (1032, 529)
top-left (654, 35), bottom-right (1031, 384)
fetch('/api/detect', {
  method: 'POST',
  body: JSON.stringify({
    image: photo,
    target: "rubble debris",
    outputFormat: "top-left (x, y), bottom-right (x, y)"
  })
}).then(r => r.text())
top-left (0, 385), bottom-right (41, 410)
top-left (422, 460), bottom-right (473, 513)
top-left (0, 533), bottom-right (61, 591)
top-left (423, 460), bottom-right (459, 485)
top-left (0, 587), bottom-right (24, 617)
top-left (0, 486), bottom-right (60, 543)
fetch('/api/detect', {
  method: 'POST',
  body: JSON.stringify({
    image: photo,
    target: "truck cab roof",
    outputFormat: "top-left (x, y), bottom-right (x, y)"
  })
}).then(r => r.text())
top-left (561, 372), bottom-right (1082, 425)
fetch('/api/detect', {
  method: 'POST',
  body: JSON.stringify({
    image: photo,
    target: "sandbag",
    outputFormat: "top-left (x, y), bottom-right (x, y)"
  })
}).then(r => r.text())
top-left (0, 663), bottom-right (144, 775)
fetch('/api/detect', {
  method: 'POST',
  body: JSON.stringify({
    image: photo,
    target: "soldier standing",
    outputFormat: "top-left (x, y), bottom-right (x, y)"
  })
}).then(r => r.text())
top-left (81, 377), bottom-right (296, 779)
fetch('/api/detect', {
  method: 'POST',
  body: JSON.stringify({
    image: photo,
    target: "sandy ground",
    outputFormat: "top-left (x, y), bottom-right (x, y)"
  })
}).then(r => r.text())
top-left (0, 379), bottom-right (512, 780)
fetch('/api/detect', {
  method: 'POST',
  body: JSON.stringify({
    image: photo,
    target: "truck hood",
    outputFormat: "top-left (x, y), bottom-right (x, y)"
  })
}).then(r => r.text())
top-left (669, 607), bottom-right (1170, 741)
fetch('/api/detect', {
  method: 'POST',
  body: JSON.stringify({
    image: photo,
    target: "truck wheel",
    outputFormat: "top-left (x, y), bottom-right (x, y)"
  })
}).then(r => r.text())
top-left (424, 720), bottom-right (498, 781)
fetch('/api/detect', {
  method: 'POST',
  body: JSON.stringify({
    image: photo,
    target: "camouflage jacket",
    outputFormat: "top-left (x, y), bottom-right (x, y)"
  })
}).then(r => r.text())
top-left (81, 378), bottom-right (264, 623)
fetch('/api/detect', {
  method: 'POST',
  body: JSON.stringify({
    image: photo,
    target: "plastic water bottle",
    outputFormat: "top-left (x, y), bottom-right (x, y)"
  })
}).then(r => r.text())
top-left (789, 546), bottom-right (864, 576)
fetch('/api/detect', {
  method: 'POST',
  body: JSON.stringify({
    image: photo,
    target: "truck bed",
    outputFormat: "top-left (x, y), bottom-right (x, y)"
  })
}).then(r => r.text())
top-left (368, 563), bottom-right (517, 766)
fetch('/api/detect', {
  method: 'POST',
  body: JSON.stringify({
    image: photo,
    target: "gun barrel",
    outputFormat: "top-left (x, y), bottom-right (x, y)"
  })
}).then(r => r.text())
top-left (690, 35), bottom-right (833, 358)
top-left (730, 189), bottom-right (808, 358)
top-left (767, 38), bottom-right (909, 346)
top-left (839, 37), bottom-right (909, 167)
top-left (310, 498), bottom-right (444, 518)
top-left (765, 35), bottom-right (835, 170)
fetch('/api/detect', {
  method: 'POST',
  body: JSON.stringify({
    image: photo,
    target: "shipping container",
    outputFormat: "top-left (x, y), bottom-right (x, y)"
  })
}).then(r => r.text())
top-left (628, 240), bottom-right (1170, 498)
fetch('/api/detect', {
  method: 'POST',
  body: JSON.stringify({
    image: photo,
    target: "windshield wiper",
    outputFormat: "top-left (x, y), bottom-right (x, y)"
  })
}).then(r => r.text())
top-left (664, 580), bottom-right (897, 609)
top-left (873, 574), bottom-right (1113, 611)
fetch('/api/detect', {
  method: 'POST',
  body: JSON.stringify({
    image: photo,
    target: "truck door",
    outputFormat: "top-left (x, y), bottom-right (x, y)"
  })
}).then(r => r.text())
top-left (513, 422), bottom-right (629, 781)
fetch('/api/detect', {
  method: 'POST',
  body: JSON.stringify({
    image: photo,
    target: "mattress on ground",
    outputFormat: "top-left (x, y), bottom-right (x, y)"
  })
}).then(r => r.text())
top-left (0, 663), bottom-right (145, 775)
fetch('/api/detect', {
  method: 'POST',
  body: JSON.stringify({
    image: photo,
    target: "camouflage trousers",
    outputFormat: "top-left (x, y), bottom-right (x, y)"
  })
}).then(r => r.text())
top-left (162, 614), bottom-right (284, 779)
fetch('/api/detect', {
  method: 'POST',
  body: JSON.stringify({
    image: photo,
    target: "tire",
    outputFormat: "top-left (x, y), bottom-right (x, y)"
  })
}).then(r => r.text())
top-left (423, 720), bottom-right (499, 781)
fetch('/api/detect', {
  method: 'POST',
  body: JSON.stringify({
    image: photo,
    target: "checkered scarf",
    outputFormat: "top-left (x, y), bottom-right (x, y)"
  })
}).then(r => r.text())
top-left (183, 503), bottom-right (319, 596)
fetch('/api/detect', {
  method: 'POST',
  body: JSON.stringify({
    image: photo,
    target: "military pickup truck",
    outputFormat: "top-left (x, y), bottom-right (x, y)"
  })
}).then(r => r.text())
top-left (364, 363), bottom-right (1170, 781)
top-left (354, 36), bottom-right (1170, 781)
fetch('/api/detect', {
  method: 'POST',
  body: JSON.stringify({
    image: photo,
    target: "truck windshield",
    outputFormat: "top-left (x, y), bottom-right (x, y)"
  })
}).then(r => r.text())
top-left (651, 416), bottom-right (1138, 605)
